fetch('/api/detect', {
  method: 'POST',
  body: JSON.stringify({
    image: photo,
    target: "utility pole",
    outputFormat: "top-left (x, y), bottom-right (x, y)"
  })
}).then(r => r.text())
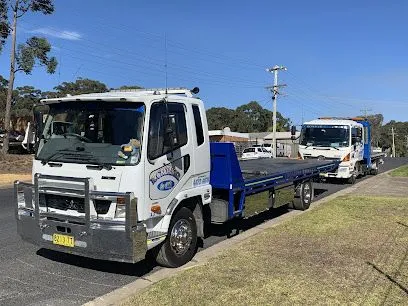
top-left (266, 65), bottom-right (287, 158)
top-left (405, 135), bottom-right (408, 150)
top-left (360, 107), bottom-right (372, 117)
top-left (391, 127), bottom-right (396, 158)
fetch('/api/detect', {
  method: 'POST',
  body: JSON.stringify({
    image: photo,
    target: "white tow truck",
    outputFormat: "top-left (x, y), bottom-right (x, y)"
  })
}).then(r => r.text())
top-left (14, 88), bottom-right (339, 267)
top-left (298, 117), bottom-right (384, 183)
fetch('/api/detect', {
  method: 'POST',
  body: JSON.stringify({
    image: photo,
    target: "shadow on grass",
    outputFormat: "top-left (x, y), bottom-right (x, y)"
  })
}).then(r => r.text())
top-left (207, 205), bottom-right (290, 239)
top-left (366, 261), bottom-right (408, 295)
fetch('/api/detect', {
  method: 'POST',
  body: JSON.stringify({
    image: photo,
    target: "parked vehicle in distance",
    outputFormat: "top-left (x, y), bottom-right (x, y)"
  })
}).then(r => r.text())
top-left (241, 147), bottom-right (272, 160)
top-left (261, 143), bottom-right (272, 152)
top-left (0, 129), bottom-right (25, 151)
top-left (252, 143), bottom-right (273, 153)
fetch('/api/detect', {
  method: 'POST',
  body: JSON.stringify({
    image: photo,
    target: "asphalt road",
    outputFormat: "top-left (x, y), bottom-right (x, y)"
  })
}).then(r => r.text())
top-left (0, 157), bottom-right (407, 305)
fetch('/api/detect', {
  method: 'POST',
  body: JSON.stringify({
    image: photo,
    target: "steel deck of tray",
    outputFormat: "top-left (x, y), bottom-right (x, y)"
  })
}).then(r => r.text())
top-left (239, 158), bottom-right (337, 181)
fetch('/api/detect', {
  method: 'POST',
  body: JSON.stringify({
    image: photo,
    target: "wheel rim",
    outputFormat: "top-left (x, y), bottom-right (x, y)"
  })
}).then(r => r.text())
top-left (303, 184), bottom-right (312, 204)
top-left (170, 219), bottom-right (193, 256)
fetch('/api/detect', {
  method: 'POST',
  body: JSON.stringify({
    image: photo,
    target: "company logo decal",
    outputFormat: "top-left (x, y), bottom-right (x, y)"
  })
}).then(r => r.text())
top-left (150, 165), bottom-right (180, 185)
top-left (157, 180), bottom-right (175, 191)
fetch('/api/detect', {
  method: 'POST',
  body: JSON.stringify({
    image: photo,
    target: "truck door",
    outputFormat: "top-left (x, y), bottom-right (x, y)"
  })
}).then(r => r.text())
top-left (351, 127), bottom-right (364, 160)
top-left (145, 101), bottom-right (193, 218)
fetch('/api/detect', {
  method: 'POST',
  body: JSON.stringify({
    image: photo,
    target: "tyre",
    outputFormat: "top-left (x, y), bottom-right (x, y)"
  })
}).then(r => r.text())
top-left (370, 161), bottom-right (379, 175)
top-left (155, 207), bottom-right (198, 268)
top-left (347, 165), bottom-right (358, 184)
top-left (292, 180), bottom-right (314, 210)
top-left (347, 174), bottom-right (356, 184)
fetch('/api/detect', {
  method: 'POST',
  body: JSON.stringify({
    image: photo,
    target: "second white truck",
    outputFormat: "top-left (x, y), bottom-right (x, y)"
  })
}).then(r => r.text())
top-left (298, 117), bottom-right (384, 183)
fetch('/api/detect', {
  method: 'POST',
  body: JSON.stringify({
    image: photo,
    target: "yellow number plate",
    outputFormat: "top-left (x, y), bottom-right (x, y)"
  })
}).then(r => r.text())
top-left (52, 233), bottom-right (75, 248)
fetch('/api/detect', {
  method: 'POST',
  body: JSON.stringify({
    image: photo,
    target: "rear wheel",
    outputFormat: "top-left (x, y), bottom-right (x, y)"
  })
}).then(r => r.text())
top-left (370, 161), bottom-right (379, 175)
top-left (155, 207), bottom-right (198, 268)
top-left (292, 180), bottom-right (314, 210)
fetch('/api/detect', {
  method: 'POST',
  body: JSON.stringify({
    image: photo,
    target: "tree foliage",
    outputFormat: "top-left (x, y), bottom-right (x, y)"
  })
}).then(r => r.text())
top-left (1, 0), bottom-right (57, 153)
top-left (363, 113), bottom-right (383, 147)
top-left (206, 101), bottom-right (291, 133)
top-left (206, 107), bottom-right (235, 130)
top-left (380, 120), bottom-right (408, 157)
top-left (54, 78), bottom-right (108, 96)
top-left (116, 85), bottom-right (144, 90)
top-left (0, 0), bottom-right (9, 52)
top-left (16, 36), bottom-right (57, 73)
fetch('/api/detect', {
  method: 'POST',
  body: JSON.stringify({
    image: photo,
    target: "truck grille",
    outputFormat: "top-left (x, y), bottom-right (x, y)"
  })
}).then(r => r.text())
top-left (303, 156), bottom-right (340, 161)
top-left (39, 193), bottom-right (111, 214)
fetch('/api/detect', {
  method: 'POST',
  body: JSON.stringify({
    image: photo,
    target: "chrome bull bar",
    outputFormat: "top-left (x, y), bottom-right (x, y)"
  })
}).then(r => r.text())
top-left (14, 173), bottom-right (147, 263)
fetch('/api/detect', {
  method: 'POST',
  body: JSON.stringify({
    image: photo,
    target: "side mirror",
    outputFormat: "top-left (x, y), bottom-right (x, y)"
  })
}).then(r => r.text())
top-left (33, 104), bottom-right (49, 152)
top-left (33, 110), bottom-right (44, 152)
top-left (290, 125), bottom-right (297, 140)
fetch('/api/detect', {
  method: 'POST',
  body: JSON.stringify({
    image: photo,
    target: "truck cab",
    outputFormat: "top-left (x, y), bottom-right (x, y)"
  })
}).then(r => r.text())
top-left (298, 117), bottom-right (382, 183)
top-left (15, 88), bottom-right (212, 267)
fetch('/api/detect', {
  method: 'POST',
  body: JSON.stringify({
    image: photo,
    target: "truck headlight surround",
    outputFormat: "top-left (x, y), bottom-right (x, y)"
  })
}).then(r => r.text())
top-left (114, 196), bottom-right (126, 218)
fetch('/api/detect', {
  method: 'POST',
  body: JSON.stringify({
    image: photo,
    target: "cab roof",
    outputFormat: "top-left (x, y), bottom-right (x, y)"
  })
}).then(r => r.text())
top-left (40, 88), bottom-right (200, 105)
top-left (303, 119), bottom-right (363, 127)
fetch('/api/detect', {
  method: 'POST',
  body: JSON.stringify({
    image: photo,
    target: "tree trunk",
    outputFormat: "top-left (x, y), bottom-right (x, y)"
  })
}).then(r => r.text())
top-left (2, 0), bottom-right (18, 154)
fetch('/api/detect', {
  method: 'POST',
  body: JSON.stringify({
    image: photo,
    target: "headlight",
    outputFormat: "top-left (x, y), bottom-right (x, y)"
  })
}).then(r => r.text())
top-left (114, 197), bottom-right (126, 218)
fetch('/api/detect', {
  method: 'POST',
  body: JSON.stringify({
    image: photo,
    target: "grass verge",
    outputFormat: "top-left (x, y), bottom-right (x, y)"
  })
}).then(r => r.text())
top-left (0, 153), bottom-right (33, 174)
top-left (390, 165), bottom-right (408, 177)
top-left (124, 195), bottom-right (408, 305)
top-left (0, 174), bottom-right (32, 186)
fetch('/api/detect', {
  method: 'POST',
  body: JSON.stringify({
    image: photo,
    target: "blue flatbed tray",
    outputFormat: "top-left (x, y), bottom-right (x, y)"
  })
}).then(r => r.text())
top-left (239, 158), bottom-right (338, 181)
top-left (210, 142), bottom-right (339, 192)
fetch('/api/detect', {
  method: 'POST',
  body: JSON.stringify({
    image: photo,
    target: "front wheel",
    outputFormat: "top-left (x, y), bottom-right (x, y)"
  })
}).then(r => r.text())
top-left (347, 174), bottom-right (356, 184)
top-left (155, 207), bottom-right (198, 268)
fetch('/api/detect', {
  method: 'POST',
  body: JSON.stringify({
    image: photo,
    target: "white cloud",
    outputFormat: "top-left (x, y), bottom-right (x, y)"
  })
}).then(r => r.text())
top-left (29, 28), bottom-right (82, 41)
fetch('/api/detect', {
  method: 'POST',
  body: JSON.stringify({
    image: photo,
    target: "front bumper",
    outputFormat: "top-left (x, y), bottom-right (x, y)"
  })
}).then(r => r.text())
top-left (14, 174), bottom-right (147, 263)
top-left (320, 166), bottom-right (351, 179)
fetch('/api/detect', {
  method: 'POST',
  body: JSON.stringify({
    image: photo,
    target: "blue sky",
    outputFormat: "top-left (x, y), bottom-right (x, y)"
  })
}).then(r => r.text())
top-left (1, 0), bottom-right (407, 125)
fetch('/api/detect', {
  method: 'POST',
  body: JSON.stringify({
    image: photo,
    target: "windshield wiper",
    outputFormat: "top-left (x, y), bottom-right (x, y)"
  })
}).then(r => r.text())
top-left (41, 150), bottom-right (113, 170)
top-left (62, 133), bottom-right (92, 143)
top-left (314, 144), bottom-right (340, 151)
top-left (41, 150), bottom-right (67, 165)
top-left (86, 159), bottom-right (113, 171)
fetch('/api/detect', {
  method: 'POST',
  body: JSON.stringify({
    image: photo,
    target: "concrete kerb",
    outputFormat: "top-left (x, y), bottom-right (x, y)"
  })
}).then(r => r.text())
top-left (84, 170), bottom-right (394, 306)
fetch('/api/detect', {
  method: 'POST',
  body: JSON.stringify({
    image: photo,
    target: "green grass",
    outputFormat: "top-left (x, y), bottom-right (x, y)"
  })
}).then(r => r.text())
top-left (390, 165), bottom-right (408, 177)
top-left (124, 195), bottom-right (408, 306)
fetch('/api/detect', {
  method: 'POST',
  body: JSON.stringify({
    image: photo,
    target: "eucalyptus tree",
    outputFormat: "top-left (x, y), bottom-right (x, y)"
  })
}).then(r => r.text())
top-left (0, 0), bottom-right (57, 153)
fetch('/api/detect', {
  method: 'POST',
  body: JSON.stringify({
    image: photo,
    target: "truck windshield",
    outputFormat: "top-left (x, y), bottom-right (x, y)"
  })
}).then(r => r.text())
top-left (36, 101), bottom-right (145, 166)
top-left (300, 125), bottom-right (350, 148)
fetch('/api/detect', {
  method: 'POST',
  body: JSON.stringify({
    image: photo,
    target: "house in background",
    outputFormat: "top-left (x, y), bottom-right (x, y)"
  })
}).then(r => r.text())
top-left (209, 127), bottom-right (249, 142)
top-left (209, 127), bottom-right (301, 158)
top-left (248, 132), bottom-right (270, 145)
